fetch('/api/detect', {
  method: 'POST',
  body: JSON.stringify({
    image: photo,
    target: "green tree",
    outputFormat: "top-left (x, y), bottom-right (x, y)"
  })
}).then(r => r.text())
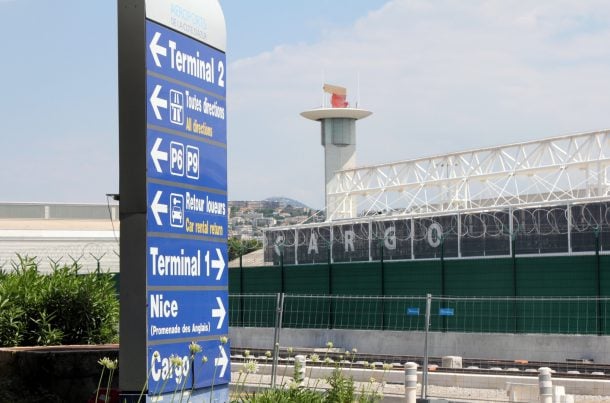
top-left (228, 238), bottom-right (262, 261)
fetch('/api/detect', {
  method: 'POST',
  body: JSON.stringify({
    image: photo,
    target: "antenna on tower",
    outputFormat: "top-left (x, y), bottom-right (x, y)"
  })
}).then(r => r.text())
top-left (322, 70), bottom-right (326, 107)
top-left (357, 73), bottom-right (360, 108)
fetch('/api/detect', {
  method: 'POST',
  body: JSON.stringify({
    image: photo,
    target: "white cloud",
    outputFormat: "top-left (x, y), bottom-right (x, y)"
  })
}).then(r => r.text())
top-left (228, 0), bottom-right (610, 208)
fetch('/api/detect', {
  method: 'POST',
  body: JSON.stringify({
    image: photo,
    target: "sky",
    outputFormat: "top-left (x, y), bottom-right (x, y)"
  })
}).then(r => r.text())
top-left (1, 1), bottom-right (610, 209)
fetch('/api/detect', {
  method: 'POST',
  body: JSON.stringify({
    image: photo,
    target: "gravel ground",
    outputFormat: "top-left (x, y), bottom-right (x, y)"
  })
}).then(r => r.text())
top-left (424, 385), bottom-right (610, 402)
top-left (414, 385), bottom-right (509, 402)
top-left (231, 372), bottom-right (610, 402)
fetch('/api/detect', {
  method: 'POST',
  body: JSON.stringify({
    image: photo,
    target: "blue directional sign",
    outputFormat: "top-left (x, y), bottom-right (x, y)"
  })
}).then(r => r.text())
top-left (119, 1), bottom-right (228, 400)
top-left (148, 290), bottom-right (228, 341)
top-left (146, 22), bottom-right (226, 99)
top-left (144, 16), bottom-right (228, 397)
top-left (147, 339), bottom-right (230, 394)
top-left (147, 75), bottom-right (227, 145)
top-left (147, 182), bottom-right (227, 237)
top-left (147, 130), bottom-right (227, 189)
top-left (146, 237), bottom-right (227, 287)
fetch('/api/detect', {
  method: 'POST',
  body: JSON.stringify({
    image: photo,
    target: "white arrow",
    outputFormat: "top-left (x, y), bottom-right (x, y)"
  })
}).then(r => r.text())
top-left (211, 248), bottom-right (225, 281)
top-left (215, 345), bottom-right (228, 378)
top-left (149, 85), bottom-right (167, 120)
top-left (149, 32), bottom-right (167, 68)
top-left (212, 297), bottom-right (226, 329)
top-left (150, 138), bottom-right (168, 173)
top-left (150, 190), bottom-right (168, 226)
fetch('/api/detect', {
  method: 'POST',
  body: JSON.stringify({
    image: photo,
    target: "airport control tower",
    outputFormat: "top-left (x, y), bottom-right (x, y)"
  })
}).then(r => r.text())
top-left (301, 84), bottom-right (372, 220)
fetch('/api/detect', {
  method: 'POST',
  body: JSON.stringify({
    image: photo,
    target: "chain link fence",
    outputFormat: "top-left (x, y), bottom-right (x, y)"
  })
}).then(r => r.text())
top-left (229, 294), bottom-right (610, 335)
top-left (230, 293), bottom-right (610, 401)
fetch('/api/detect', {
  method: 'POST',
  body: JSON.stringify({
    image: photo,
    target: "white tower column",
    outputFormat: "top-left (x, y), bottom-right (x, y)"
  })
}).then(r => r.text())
top-left (301, 106), bottom-right (371, 220)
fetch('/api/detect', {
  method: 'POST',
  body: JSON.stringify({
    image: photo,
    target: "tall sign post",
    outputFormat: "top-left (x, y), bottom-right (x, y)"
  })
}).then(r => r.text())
top-left (118, 0), bottom-right (228, 401)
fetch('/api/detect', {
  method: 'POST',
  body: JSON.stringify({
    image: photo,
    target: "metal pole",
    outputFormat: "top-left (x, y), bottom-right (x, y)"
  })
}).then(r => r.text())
top-left (440, 238), bottom-right (445, 297)
top-left (239, 244), bottom-right (244, 327)
top-left (440, 237), bottom-right (446, 332)
top-left (271, 292), bottom-right (285, 388)
top-left (280, 247), bottom-right (285, 293)
top-left (512, 230), bottom-right (518, 333)
top-left (595, 227), bottom-right (602, 335)
top-left (327, 240), bottom-right (333, 329)
top-left (380, 239), bottom-right (385, 330)
top-left (422, 293), bottom-right (431, 400)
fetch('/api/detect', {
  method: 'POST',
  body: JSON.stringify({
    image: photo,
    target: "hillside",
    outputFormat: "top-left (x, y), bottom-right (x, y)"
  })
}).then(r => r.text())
top-left (263, 196), bottom-right (309, 209)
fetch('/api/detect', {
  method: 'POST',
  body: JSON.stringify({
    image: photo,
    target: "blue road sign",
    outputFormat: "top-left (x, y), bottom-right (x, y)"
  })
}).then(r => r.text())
top-left (147, 290), bottom-right (228, 341)
top-left (145, 17), bottom-right (228, 396)
top-left (147, 130), bottom-right (227, 188)
top-left (147, 74), bottom-right (227, 144)
top-left (146, 237), bottom-right (227, 287)
top-left (147, 182), bottom-right (227, 237)
top-left (147, 339), bottom-right (230, 394)
top-left (406, 307), bottom-right (420, 316)
top-left (439, 308), bottom-right (455, 316)
top-left (146, 22), bottom-right (226, 98)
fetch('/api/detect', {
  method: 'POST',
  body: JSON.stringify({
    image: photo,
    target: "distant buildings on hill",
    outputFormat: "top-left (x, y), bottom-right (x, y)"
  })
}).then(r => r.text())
top-left (228, 199), bottom-right (323, 241)
top-left (0, 199), bottom-right (319, 270)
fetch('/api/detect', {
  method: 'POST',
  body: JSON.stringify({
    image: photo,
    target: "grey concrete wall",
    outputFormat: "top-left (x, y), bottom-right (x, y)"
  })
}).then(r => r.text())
top-left (0, 345), bottom-right (119, 403)
top-left (230, 327), bottom-right (610, 363)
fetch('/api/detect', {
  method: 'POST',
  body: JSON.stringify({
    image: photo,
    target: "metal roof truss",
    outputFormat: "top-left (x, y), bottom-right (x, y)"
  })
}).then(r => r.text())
top-left (327, 130), bottom-right (610, 220)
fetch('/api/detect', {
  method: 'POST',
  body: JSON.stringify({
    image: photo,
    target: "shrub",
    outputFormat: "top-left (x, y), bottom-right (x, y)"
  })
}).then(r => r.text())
top-left (0, 295), bottom-right (25, 347)
top-left (0, 255), bottom-right (119, 347)
top-left (325, 368), bottom-right (354, 403)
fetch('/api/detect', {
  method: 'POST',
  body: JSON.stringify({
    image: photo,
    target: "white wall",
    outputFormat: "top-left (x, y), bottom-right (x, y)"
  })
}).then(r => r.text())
top-left (0, 236), bottom-right (119, 273)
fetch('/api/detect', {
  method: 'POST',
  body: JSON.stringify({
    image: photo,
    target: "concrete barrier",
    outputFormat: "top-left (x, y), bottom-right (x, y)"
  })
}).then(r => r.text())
top-left (441, 356), bottom-right (462, 368)
top-left (405, 362), bottom-right (418, 403)
top-left (507, 382), bottom-right (538, 402)
top-left (539, 367), bottom-right (553, 403)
